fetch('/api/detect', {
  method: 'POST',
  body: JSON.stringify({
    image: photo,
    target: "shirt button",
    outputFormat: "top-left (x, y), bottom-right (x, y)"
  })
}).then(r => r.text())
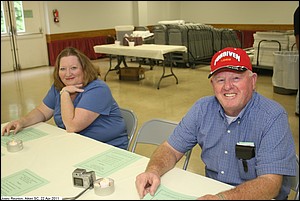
top-left (224, 150), bottom-right (228, 154)
top-left (221, 171), bottom-right (224, 174)
top-left (227, 130), bottom-right (231, 134)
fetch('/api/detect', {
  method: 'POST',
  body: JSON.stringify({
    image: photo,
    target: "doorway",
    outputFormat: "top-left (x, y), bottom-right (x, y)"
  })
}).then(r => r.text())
top-left (1, 1), bottom-right (48, 73)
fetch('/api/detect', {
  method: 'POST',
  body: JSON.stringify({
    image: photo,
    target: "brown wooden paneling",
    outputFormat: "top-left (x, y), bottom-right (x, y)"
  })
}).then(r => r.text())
top-left (46, 28), bottom-right (116, 43)
top-left (208, 24), bottom-right (293, 31)
top-left (46, 24), bottom-right (293, 43)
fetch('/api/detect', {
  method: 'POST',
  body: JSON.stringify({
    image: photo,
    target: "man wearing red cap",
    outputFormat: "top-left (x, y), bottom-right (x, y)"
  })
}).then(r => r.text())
top-left (135, 47), bottom-right (296, 200)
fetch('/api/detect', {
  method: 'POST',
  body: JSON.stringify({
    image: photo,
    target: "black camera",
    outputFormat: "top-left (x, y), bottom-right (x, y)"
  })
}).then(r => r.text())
top-left (72, 168), bottom-right (96, 189)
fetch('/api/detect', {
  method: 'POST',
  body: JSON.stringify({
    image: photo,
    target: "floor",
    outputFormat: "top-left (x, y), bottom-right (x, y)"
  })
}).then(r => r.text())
top-left (1, 57), bottom-right (299, 198)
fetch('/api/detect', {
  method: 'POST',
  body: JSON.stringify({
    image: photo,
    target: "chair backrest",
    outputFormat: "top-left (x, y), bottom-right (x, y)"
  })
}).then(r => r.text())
top-left (287, 154), bottom-right (299, 200)
top-left (130, 118), bottom-right (192, 170)
top-left (120, 107), bottom-right (138, 151)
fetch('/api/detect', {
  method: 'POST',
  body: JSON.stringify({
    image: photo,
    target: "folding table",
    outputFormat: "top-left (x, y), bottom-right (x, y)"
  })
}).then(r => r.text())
top-left (93, 44), bottom-right (187, 89)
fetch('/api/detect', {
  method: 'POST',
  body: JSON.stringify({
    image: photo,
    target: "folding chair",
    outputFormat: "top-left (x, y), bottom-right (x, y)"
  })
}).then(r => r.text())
top-left (130, 118), bottom-right (192, 170)
top-left (287, 154), bottom-right (299, 200)
top-left (120, 107), bottom-right (138, 151)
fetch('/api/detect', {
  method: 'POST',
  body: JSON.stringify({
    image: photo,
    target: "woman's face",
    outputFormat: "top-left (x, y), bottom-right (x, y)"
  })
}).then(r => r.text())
top-left (58, 55), bottom-right (84, 86)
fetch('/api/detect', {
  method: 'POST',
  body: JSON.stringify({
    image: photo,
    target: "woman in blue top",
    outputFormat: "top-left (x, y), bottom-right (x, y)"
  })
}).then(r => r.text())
top-left (2, 47), bottom-right (128, 149)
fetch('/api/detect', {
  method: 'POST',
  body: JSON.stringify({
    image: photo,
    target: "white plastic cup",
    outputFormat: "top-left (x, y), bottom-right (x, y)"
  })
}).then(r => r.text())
top-left (128, 41), bottom-right (135, 47)
top-left (114, 41), bottom-right (120, 46)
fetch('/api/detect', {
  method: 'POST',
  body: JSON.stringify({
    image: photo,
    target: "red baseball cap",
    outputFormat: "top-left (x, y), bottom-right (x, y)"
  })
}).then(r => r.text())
top-left (208, 47), bottom-right (252, 78)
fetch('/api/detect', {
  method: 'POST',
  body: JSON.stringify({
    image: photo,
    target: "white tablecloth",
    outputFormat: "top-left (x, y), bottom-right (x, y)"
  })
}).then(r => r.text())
top-left (93, 44), bottom-right (187, 60)
top-left (1, 122), bottom-right (232, 199)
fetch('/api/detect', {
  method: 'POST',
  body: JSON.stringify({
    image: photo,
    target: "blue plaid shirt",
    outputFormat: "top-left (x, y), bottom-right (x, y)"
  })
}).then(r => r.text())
top-left (168, 92), bottom-right (296, 199)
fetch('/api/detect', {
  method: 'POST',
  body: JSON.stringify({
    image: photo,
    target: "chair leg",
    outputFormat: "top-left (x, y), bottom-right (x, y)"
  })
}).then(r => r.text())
top-left (183, 150), bottom-right (192, 170)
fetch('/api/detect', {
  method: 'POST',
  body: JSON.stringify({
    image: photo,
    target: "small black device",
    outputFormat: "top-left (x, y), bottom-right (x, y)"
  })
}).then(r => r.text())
top-left (72, 168), bottom-right (96, 189)
top-left (235, 143), bottom-right (255, 172)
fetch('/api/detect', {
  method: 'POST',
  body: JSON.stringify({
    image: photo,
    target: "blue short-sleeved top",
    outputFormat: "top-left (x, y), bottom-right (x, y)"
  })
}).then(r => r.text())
top-left (43, 79), bottom-right (128, 149)
top-left (168, 92), bottom-right (296, 199)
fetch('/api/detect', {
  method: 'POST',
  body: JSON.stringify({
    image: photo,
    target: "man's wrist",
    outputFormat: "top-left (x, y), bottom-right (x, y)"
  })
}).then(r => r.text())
top-left (145, 167), bottom-right (161, 177)
top-left (216, 193), bottom-right (226, 200)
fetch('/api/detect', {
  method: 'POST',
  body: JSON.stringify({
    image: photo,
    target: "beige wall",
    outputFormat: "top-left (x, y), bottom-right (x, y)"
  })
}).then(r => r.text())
top-left (44, 1), bottom-right (298, 34)
top-left (44, 1), bottom-right (135, 34)
top-left (180, 1), bottom-right (298, 24)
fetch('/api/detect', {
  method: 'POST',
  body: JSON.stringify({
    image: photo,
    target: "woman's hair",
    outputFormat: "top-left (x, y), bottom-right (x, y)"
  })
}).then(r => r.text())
top-left (53, 47), bottom-right (98, 91)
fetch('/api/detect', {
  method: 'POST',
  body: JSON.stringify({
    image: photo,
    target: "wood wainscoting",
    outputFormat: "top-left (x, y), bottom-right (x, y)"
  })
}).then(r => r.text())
top-left (45, 24), bottom-right (293, 66)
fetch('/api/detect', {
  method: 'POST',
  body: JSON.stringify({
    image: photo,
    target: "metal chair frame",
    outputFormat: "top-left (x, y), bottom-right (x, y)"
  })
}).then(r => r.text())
top-left (120, 107), bottom-right (138, 151)
top-left (131, 118), bottom-right (192, 170)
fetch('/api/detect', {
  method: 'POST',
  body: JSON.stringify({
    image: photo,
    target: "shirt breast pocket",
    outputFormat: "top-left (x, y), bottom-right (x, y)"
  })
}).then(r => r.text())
top-left (237, 157), bottom-right (257, 180)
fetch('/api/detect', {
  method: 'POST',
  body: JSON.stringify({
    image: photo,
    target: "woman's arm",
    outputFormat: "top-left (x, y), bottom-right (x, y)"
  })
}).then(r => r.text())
top-left (2, 102), bottom-right (53, 135)
top-left (60, 86), bottom-right (99, 133)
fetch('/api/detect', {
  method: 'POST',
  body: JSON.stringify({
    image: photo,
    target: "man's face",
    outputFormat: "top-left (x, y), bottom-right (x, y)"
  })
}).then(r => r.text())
top-left (210, 70), bottom-right (257, 116)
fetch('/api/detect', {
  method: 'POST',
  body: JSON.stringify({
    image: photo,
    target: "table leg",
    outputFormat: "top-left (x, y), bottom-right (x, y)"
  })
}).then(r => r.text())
top-left (149, 59), bottom-right (155, 70)
top-left (104, 55), bottom-right (113, 81)
top-left (116, 56), bottom-right (128, 69)
top-left (104, 55), bottom-right (128, 81)
top-left (138, 58), bottom-right (155, 70)
top-left (157, 54), bottom-right (179, 89)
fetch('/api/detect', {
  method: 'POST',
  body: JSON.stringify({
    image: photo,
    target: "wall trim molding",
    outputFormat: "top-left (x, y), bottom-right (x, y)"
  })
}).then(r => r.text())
top-left (208, 24), bottom-right (293, 31)
top-left (46, 24), bottom-right (293, 43)
top-left (46, 28), bottom-right (115, 43)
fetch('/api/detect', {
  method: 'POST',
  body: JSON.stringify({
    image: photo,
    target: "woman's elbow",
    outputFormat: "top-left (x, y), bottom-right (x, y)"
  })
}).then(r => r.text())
top-left (66, 128), bottom-right (75, 133)
top-left (65, 125), bottom-right (79, 133)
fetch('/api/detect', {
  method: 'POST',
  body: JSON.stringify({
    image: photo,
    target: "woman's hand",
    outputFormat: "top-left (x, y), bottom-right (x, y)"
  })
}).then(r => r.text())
top-left (61, 84), bottom-right (84, 95)
top-left (2, 120), bottom-right (24, 136)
